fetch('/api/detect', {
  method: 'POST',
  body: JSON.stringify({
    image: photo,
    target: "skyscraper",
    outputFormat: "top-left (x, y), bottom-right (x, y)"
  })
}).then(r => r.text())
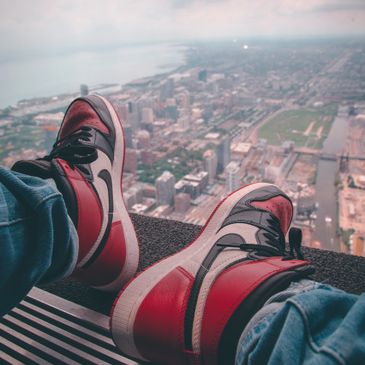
top-left (178, 91), bottom-right (190, 110)
top-left (124, 148), bottom-right (138, 174)
top-left (160, 78), bottom-right (174, 101)
top-left (198, 69), bottom-right (208, 82)
top-left (174, 193), bottom-right (191, 213)
top-left (225, 161), bottom-right (240, 193)
top-left (118, 104), bottom-right (129, 123)
top-left (156, 171), bottom-right (176, 206)
top-left (217, 135), bottom-right (231, 174)
top-left (142, 107), bottom-right (154, 124)
top-left (136, 130), bottom-right (151, 149)
top-left (124, 124), bottom-right (133, 148)
top-left (178, 113), bottom-right (190, 130)
top-left (80, 84), bottom-right (89, 96)
top-left (203, 149), bottom-right (218, 184)
top-left (127, 101), bottom-right (140, 131)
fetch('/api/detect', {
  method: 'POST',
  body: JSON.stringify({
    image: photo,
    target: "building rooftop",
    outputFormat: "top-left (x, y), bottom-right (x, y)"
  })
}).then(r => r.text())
top-left (205, 132), bottom-right (220, 140)
top-left (232, 142), bottom-right (252, 154)
top-left (157, 170), bottom-right (174, 182)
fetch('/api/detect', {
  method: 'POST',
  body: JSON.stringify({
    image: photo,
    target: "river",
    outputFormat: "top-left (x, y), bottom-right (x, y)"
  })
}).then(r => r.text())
top-left (313, 106), bottom-right (348, 251)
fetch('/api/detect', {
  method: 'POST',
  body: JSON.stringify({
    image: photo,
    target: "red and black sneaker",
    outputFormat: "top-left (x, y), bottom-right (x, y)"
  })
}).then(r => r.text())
top-left (110, 183), bottom-right (314, 365)
top-left (12, 95), bottom-right (139, 291)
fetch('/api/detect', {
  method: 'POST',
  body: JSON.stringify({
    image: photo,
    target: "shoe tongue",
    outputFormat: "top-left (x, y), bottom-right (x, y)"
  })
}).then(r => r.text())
top-left (12, 159), bottom-right (53, 179)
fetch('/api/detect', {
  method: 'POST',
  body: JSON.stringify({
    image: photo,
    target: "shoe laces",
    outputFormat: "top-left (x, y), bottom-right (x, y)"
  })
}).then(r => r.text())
top-left (43, 126), bottom-right (97, 165)
top-left (217, 227), bottom-right (304, 260)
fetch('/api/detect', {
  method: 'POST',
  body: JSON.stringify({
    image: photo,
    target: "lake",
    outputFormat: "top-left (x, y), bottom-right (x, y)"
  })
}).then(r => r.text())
top-left (0, 43), bottom-right (186, 109)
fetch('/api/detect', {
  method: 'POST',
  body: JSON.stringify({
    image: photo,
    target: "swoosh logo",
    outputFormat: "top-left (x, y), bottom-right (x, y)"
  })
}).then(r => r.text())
top-left (77, 150), bottom-right (114, 268)
top-left (184, 233), bottom-right (247, 350)
top-left (81, 169), bottom-right (113, 269)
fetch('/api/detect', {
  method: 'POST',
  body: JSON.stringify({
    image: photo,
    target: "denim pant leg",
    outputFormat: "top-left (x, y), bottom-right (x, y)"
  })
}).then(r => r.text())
top-left (0, 167), bottom-right (78, 317)
top-left (235, 279), bottom-right (365, 365)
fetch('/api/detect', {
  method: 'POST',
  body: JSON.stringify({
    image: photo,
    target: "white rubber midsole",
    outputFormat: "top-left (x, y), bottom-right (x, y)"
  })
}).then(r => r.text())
top-left (70, 95), bottom-right (138, 291)
top-left (93, 95), bottom-right (139, 291)
top-left (89, 95), bottom-right (139, 292)
top-left (111, 182), bottom-right (275, 360)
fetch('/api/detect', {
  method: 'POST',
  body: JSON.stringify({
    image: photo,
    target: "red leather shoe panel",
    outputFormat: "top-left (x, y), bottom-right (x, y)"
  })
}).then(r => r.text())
top-left (57, 159), bottom-right (102, 262)
top-left (251, 195), bottom-right (293, 234)
top-left (201, 257), bottom-right (307, 365)
top-left (59, 100), bottom-right (109, 138)
top-left (75, 221), bottom-right (126, 286)
top-left (134, 267), bottom-right (194, 365)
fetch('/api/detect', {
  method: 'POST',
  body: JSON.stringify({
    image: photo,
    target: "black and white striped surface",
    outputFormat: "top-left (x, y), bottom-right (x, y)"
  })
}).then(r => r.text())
top-left (0, 287), bottom-right (139, 365)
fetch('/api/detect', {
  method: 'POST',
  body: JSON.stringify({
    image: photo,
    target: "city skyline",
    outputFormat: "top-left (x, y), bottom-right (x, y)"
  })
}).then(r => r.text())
top-left (1, 38), bottom-right (365, 256)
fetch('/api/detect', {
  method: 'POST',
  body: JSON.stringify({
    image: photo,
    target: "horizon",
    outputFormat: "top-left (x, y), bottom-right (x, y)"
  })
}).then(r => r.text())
top-left (1, 0), bottom-right (364, 61)
top-left (0, 36), bottom-right (364, 109)
top-left (1, 35), bottom-right (364, 63)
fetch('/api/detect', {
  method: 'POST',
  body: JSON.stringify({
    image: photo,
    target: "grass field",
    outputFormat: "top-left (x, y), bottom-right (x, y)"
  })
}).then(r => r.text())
top-left (258, 105), bottom-right (338, 149)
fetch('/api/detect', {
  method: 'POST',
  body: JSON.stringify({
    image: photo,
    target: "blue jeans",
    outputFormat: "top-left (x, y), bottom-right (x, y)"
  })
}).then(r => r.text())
top-left (236, 280), bottom-right (365, 365)
top-left (0, 167), bottom-right (78, 317)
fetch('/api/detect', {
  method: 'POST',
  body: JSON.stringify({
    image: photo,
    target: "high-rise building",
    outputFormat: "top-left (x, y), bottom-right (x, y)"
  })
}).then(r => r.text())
top-left (166, 98), bottom-right (176, 107)
top-left (178, 91), bottom-right (190, 110)
top-left (118, 104), bottom-right (129, 123)
top-left (351, 234), bottom-right (365, 256)
top-left (223, 92), bottom-right (234, 111)
top-left (124, 184), bottom-right (143, 210)
top-left (124, 124), bottom-right (133, 148)
top-left (198, 69), bottom-right (208, 82)
top-left (80, 84), bottom-right (89, 96)
top-left (156, 171), bottom-right (176, 206)
top-left (129, 112), bottom-right (139, 132)
top-left (217, 135), bottom-right (231, 173)
top-left (128, 101), bottom-right (134, 113)
top-left (136, 130), bottom-right (151, 149)
top-left (175, 180), bottom-right (198, 200)
top-left (225, 161), bottom-right (240, 192)
top-left (140, 149), bottom-right (155, 166)
top-left (124, 149), bottom-right (138, 174)
top-left (175, 172), bottom-right (208, 199)
top-left (178, 113), bottom-right (190, 131)
top-left (174, 193), bottom-right (191, 213)
top-left (160, 78), bottom-right (174, 101)
top-left (203, 149), bottom-right (218, 184)
top-left (184, 172), bottom-right (208, 192)
top-left (142, 107), bottom-right (154, 124)
top-left (127, 101), bottom-right (140, 131)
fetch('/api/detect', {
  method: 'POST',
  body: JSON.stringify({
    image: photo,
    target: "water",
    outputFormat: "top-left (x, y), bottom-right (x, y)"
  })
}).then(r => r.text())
top-left (314, 160), bottom-right (339, 250)
top-left (0, 43), bottom-right (186, 109)
top-left (313, 106), bottom-right (349, 250)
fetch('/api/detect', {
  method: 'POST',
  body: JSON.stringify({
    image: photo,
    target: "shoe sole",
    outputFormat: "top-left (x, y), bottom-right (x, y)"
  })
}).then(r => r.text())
top-left (110, 182), bottom-right (275, 360)
top-left (76, 95), bottom-right (140, 291)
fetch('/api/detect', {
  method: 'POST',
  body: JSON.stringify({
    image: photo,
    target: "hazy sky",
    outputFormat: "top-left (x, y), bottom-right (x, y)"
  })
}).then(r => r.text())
top-left (0, 0), bottom-right (364, 59)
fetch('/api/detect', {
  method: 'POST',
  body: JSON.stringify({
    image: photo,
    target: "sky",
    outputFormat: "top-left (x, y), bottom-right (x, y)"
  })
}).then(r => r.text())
top-left (0, 0), bottom-right (365, 60)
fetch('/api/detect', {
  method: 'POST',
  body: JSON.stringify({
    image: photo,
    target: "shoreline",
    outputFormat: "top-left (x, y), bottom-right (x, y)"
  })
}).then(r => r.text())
top-left (0, 43), bottom-right (190, 112)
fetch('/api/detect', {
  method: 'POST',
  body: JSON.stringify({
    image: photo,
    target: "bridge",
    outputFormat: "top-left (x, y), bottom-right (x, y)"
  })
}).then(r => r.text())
top-left (320, 153), bottom-right (337, 161)
top-left (294, 147), bottom-right (365, 162)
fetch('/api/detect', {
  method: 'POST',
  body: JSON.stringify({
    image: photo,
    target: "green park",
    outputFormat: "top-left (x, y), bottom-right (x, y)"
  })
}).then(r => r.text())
top-left (258, 105), bottom-right (338, 149)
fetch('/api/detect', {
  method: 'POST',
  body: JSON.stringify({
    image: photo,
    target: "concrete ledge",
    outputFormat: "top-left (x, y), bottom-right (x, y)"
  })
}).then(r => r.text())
top-left (40, 214), bottom-right (365, 315)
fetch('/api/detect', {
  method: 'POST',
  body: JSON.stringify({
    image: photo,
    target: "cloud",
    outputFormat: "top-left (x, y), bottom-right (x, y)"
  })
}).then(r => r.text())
top-left (0, 0), bottom-right (364, 60)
